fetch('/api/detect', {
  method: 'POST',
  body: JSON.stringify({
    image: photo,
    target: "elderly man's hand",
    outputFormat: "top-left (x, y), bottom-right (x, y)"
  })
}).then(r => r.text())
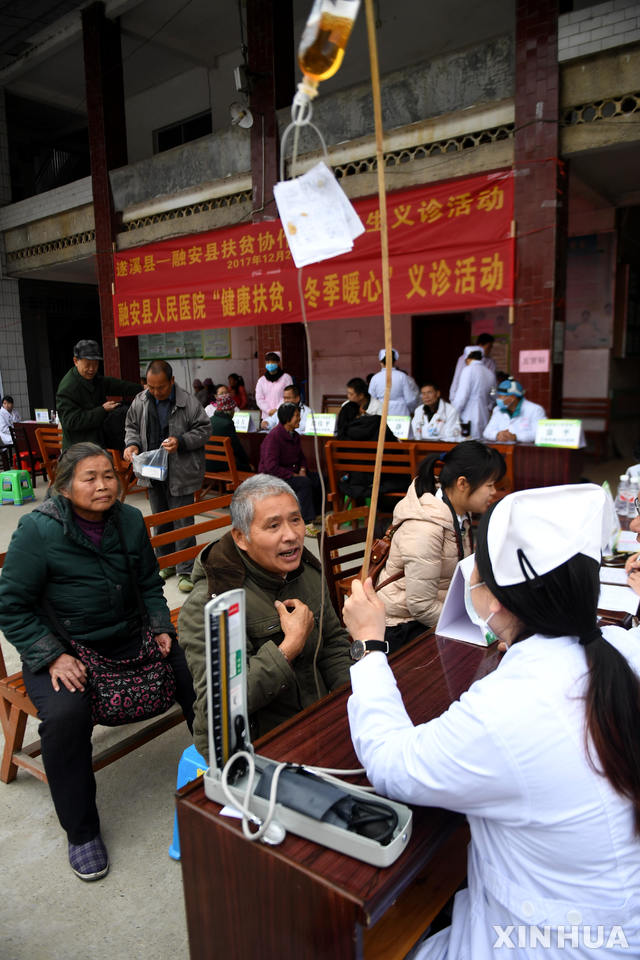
top-left (123, 445), bottom-right (139, 463)
top-left (343, 577), bottom-right (386, 643)
top-left (275, 599), bottom-right (314, 663)
top-left (162, 436), bottom-right (179, 454)
top-left (48, 653), bottom-right (87, 693)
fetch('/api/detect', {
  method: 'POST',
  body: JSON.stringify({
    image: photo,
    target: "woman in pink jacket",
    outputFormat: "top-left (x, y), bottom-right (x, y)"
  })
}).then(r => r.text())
top-left (255, 352), bottom-right (293, 425)
top-left (377, 441), bottom-right (505, 651)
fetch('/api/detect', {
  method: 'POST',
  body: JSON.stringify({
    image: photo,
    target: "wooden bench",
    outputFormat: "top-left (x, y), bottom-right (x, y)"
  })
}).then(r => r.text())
top-left (108, 447), bottom-right (140, 500)
top-left (198, 436), bottom-right (254, 498)
top-left (561, 397), bottom-right (610, 461)
top-left (0, 494), bottom-right (233, 785)
top-left (322, 507), bottom-right (370, 622)
top-left (324, 440), bottom-right (414, 513)
top-left (35, 425), bottom-right (63, 485)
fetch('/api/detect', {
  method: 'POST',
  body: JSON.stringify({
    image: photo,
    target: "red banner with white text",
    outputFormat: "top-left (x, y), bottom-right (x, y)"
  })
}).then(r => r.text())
top-left (112, 168), bottom-right (513, 337)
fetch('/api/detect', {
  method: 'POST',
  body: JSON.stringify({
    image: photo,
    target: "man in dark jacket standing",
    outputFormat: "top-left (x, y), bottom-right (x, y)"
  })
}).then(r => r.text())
top-left (56, 339), bottom-right (142, 450)
top-left (178, 474), bottom-right (351, 759)
top-left (123, 359), bottom-right (211, 593)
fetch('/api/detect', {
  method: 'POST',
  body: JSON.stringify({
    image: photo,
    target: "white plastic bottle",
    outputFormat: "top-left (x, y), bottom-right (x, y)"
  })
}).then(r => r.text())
top-left (627, 475), bottom-right (639, 518)
top-left (615, 474), bottom-right (629, 515)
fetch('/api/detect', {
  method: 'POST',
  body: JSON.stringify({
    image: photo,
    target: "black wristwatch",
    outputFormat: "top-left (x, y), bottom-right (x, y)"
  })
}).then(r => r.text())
top-left (349, 639), bottom-right (390, 661)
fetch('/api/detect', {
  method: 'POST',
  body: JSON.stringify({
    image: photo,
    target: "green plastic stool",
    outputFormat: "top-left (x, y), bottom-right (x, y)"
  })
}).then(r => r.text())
top-left (1, 469), bottom-right (35, 505)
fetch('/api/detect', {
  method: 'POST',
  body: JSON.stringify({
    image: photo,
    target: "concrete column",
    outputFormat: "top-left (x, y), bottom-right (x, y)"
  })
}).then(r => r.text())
top-left (247, 0), bottom-right (294, 362)
top-left (82, 1), bottom-right (139, 381)
top-left (512, 0), bottom-right (567, 415)
top-left (0, 88), bottom-right (28, 415)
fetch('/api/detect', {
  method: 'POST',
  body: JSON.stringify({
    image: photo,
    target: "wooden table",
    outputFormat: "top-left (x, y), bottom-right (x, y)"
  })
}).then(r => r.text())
top-left (236, 433), bottom-right (584, 491)
top-left (177, 635), bottom-right (501, 960)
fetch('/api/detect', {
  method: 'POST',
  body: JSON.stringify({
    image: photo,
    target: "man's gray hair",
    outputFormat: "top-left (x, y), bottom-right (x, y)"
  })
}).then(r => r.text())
top-left (230, 474), bottom-right (300, 539)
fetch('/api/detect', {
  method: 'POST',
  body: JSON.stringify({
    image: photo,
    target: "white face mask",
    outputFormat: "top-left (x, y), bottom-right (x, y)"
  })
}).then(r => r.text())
top-left (464, 578), bottom-right (499, 645)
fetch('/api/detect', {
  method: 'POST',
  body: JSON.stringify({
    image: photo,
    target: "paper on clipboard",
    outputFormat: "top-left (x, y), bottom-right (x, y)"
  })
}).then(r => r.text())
top-left (435, 554), bottom-right (497, 646)
top-left (599, 566), bottom-right (628, 585)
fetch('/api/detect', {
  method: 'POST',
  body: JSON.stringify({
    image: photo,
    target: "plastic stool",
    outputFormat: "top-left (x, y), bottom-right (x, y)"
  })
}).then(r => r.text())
top-left (1, 469), bottom-right (35, 505)
top-left (169, 744), bottom-right (207, 860)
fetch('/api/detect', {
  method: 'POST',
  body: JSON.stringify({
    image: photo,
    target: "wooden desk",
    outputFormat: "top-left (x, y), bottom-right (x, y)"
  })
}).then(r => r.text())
top-left (177, 635), bottom-right (501, 960)
top-left (236, 434), bottom-right (585, 494)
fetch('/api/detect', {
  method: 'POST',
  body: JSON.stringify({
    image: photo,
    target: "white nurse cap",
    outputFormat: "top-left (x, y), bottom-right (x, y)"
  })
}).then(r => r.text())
top-left (463, 345), bottom-right (481, 359)
top-left (378, 348), bottom-right (399, 362)
top-left (485, 484), bottom-right (607, 586)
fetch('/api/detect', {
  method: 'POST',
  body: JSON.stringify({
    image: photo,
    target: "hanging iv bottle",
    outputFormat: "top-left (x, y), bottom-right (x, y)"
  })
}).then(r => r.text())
top-left (298, 0), bottom-right (361, 87)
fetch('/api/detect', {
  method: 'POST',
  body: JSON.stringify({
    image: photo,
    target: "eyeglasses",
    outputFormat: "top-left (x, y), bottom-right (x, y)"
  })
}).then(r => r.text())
top-left (635, 497), bottom-right (640, 516)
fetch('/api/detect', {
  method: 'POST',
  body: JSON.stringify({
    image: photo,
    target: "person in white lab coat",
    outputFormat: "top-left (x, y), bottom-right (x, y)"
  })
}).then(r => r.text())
top-left (483, 378), bottom-right (546, 443)
top-left (368, 349), bottom-right (420, 417)
top-left (449, 348), bottom-right (495, 439)
top-left (411, 382), bottom-right (461, 441)
top-left (449, 333), bottom-right (496, 400)
top-left (345, 483), bottom-right (640, 959)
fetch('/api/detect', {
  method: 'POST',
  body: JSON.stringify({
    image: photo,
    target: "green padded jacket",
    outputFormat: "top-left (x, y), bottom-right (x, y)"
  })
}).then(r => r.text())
top-left (177, 531), bottom-right (352, 759)
top-left (0, 496), bottom-right (172, 672)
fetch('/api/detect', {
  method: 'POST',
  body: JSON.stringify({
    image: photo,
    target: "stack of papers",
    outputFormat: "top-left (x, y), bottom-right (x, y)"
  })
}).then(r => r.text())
top-left (274, 162), bottom-right (365, 268)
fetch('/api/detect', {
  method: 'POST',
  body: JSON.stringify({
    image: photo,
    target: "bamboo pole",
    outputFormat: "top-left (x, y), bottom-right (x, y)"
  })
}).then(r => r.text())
top-left (361, 0), bottom-right (394, 580)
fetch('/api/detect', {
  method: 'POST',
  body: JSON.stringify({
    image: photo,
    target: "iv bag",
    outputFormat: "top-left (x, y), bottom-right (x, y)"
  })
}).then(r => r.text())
top-left (298, 0), bottom-right (361, 85)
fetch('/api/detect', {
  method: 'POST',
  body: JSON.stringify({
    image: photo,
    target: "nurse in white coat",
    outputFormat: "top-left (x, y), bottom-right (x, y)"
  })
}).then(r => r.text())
top-left (483, 378), bottom-right (546, 443)
top-left (449, 348), bottom-right (495, 439)
top-left (345, 484), bottom-right (640, 960)
top-left (368, 348), bottom-right (420, 417)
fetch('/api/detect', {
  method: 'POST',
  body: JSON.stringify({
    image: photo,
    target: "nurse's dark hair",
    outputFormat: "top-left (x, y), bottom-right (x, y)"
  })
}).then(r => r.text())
top-left (52, 442), bottom-right (121, 497)
top-left (414, 441), bottom-right (506, 498)
top-left (476, 505), bottom-right (640, 834)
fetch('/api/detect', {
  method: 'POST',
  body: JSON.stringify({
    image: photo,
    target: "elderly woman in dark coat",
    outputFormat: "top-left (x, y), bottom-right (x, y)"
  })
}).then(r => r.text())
top-left (0, 443), bottom-right (195, 882)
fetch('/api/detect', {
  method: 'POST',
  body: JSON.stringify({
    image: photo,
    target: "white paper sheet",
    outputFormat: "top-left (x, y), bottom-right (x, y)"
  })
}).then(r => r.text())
top-left (599, 566), bottom-right (628, 585)
top-left (615, 529), bottom-right (639, 553)
top-left (598, 583), bottom-right (639, 616)
top-left (274, 161), bottom-right (365, 268)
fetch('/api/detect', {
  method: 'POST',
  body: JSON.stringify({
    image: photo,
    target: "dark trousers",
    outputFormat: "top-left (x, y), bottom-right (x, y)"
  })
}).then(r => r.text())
top-left (286, 472), bottom-right (322, 523)
top-left (148, 482), bottom-right (196, 575)
top-left (384, 620), bottom-right (428, 655)
top-left (22, 639), bottom-right (195, 844)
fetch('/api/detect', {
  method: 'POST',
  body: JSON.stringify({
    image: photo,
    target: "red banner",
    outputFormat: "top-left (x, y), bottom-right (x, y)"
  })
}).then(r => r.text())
top-left (113, 168), bottom-right (513, 337)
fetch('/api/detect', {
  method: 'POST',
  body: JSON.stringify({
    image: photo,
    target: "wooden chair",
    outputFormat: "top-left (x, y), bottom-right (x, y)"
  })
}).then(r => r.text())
top-left (321, 519), bottom-right (369, 623)
top-left (321, 394), bottom-right (346, 414)
top-left (324, 440), bottom-right (414, 513)
top-left (325, 504), bottom-right (370, 536)
top-left (35, 425), bottom-right (63, 485)
top-left (11, 422), bottom-right (45, 486)
top-left (198, 436), bottom-right (254, 498)
top-left (0, 495), bottom-right (232, 785)
top-left (108, 447), bottom-right (139, 501)
top-left (144, 492), bottom-right (233, 573)
top-left (561, 397), bottom-right (610, 461)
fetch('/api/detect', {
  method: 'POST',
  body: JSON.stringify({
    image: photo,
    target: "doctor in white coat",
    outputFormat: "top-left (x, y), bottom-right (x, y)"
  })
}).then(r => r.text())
top-left (483, 378), bottom-right (546, 444)
top-left (449, 333), bottom-right (496, 399)
top-left (411, 382), bottom-right (461, 441)
top-left (368, 348), bottom-right (420, 417)
top-left (345, 483), bottom-right (640, 960)
top-left (449, 347), bottom-right (495, 439)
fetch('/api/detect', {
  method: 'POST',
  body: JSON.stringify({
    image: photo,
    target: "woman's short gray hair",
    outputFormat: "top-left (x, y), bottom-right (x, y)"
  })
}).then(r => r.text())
top-left (52, 442), bottom-right (121, 496)
top-left (230, 474), bottom-right (300, 539)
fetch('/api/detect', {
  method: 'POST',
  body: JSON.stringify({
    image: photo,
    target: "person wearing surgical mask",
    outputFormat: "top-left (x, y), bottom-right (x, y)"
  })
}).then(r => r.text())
top-left (344, 483), bottom-right (640, 959)
top-left (483, 377), bottom-right (546, 443)
top-left (255, 351), bottom-right (293, 425)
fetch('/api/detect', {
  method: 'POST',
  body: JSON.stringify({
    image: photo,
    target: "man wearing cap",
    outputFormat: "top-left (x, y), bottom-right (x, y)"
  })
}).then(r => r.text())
top-left (56, 340), bottom-right (143, 451)
top-left (483, 378), bottom-right (546, 443)
top-left (368, 348), bottom-right (420, 417)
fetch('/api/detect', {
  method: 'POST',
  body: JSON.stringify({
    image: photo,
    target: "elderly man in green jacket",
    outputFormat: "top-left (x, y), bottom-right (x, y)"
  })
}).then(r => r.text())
top-left (56, 339), bottom-right (142, 450)
top-left (178, 474), bottom-right (352, 758)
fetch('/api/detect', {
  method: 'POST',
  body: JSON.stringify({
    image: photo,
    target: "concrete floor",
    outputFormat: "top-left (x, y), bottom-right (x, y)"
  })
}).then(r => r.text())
top-left (0, 457), bottom-right (628, 959)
